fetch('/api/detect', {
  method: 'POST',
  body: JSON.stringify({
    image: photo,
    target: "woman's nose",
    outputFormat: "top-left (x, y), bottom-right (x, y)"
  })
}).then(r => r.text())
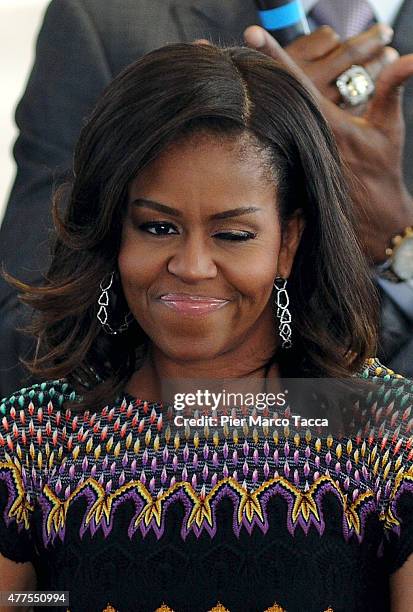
top-left (167, 236), bottom-right (218, 282)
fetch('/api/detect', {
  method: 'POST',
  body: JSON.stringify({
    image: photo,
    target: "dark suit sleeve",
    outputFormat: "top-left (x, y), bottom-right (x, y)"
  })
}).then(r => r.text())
top-left (0, 0), bottom-right (112, 398)
top-left (377, 280), bottom-right (413, 378)
top-left (0, 0), bottom-right (112, 298)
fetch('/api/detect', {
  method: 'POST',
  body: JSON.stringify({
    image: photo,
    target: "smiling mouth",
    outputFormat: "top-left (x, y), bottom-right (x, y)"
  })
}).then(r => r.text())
top-left (158, 293), bottom-right (230, 315)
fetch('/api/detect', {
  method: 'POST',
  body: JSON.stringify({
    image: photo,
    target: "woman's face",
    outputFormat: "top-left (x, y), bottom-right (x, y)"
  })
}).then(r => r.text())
top-left (118, 133), bottom-right (302, 363)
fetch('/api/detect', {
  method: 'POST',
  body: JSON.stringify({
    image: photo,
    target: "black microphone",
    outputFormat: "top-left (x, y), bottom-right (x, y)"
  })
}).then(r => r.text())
top-left (254, 0), bottom-right (310, 47)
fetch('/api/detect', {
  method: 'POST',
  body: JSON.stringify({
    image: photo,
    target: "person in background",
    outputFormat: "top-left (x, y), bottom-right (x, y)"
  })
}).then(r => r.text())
top-left (1, 0), bottom-right (413, 396)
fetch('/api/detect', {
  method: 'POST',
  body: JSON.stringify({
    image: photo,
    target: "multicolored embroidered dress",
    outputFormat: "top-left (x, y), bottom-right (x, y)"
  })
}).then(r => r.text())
top-left (1, 360), bottom-right (413, 612)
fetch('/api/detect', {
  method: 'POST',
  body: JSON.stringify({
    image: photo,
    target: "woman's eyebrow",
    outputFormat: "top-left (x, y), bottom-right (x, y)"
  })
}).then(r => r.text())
top-left (131, 198), bottom-right (261, 219)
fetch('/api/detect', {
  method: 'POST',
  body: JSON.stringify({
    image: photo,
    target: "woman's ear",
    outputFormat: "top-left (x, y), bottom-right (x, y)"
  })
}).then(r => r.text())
top-left (277, 210), bottom-right (305, 278)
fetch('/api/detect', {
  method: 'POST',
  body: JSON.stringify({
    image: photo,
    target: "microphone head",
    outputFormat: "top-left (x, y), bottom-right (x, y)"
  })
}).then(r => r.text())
top-left (254, 0), bottom-right (310, 46)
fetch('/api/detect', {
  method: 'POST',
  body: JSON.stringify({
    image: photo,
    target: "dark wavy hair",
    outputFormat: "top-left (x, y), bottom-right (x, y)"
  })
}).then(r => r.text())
top-left (6, 43), bottom-right (378, 412)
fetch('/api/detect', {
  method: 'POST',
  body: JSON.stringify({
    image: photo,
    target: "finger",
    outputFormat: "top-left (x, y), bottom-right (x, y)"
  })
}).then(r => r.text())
top-left (322, 47), bottom-right (400, 105)
top-left (317, 23), bottom-right (394, 83)
top-left (286, 25), bottom-right (340, 61)
top-left (364, 46), bottom-right (399, 81)
top-left (367, 54), bottom-right (413, 128)
top-left (243, 25), bottom-right (322, 101)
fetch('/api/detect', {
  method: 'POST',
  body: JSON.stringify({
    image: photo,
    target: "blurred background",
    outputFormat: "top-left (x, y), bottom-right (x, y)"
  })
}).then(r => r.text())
top-left (0, 0), bottom-right (49, 223)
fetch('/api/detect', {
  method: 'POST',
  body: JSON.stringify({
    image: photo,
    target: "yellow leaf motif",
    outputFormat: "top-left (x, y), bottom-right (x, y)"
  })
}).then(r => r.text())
top-left (135, 498), bottom-right (163, 528)
top-left (86, 493), bottom-right (114, 526)
top-left (291, 490), bottom-right (320, 524)
top-left (83, 479), bottom-right (137, 528)
top-left (187, 496), bottom-right (214, 529)
top-left (0, 461), bottom-right (34, 530)
top-left (43, 487), bottom-right (68, 535)
top-left (8, 492), bottom-right (33, 530)
top-left (343, 503), bottom-right (361, 535)
top-left (381, 471), bottom-right (413, 531)
top-left (208, 603), bottom-right (230, 612)
top-left (238, 491), bottom-right (264, 525)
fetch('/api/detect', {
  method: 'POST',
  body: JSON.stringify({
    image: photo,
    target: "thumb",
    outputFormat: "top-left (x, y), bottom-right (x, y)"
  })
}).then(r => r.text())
top-left (367, 54), bottom-right (413, 128)
top-left (244, 25), bottom-right (322, 103)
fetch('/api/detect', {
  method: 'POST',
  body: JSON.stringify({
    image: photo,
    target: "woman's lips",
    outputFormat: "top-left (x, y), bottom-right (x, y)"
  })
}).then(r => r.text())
top-left (158, 293), bottom-right (230, 315)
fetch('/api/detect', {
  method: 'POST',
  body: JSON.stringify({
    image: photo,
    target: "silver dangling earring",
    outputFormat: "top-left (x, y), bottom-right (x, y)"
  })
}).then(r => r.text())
top-left (273, 277), bottom-right (292, 349)
top-left (97, 272), bottom-right (133, 335)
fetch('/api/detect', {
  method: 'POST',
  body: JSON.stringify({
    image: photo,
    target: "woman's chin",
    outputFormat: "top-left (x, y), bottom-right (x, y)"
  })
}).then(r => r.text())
top-left (154, 339), bottom-right (228, 365)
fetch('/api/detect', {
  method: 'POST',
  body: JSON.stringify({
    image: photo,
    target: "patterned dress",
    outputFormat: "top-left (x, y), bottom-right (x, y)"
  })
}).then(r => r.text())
top-left (0, 359), bottom-right (412, 612)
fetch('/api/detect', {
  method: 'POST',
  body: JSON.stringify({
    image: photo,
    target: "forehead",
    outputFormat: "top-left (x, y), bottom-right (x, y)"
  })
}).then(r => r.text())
top-left (128, 132), bottom-right (278, 215)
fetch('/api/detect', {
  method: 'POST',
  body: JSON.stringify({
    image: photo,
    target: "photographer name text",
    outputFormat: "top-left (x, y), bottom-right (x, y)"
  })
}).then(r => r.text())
top-left (174, 414), bottom-right (329, 428)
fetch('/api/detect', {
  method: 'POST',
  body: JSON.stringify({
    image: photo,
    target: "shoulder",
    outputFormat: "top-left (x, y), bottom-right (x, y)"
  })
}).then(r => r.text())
top-left (0, 379), bottom-right (78, 417)
top-left (354, 359), bottom-right (413, 443)
top-left (359, 357), bottom-right (410, 382)
top-left (357, 358), bottom-right (413, 404)
top-left (0, 380), bottom-right (82, 480)
top-left (0, 379), bottom-right (80, 557)
top-left (359, 363), bottom-right (413, 571)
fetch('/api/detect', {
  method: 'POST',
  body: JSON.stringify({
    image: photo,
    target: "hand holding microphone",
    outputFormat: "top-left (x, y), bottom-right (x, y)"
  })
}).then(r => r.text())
top-left (244, 19), bottom-right (413, 264)
top-left (248, 9), bottom-right (396, 104)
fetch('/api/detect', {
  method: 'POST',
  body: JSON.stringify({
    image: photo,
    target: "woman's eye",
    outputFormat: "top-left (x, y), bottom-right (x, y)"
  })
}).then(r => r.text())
top-left (137, 223), bottom-right (255, 241)
top-left (214, 231), bottom-right (257, 241)
top-left (139, 222), bottom-right (179, 236)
